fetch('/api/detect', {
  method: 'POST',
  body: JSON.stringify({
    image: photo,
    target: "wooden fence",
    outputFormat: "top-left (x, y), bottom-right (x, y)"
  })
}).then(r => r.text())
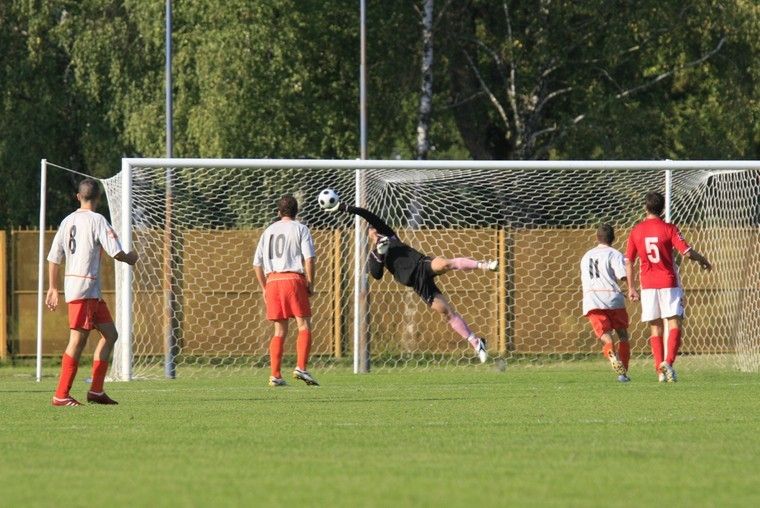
top-left (7, 227), bottom-right (756, 358)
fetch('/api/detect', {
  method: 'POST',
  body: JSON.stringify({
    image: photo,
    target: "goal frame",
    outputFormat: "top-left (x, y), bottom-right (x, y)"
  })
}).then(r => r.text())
top-left (36, 158), bottom-right (759, 381)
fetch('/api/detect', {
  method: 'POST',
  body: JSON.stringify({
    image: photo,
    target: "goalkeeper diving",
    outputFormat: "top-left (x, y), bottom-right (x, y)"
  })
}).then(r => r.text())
top-left (321, 190), bottom-right (497, 363)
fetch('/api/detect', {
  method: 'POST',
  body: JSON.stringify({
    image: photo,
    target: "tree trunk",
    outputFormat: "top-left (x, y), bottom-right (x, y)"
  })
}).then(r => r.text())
top-left (416, 0), bottom-right (434, 160)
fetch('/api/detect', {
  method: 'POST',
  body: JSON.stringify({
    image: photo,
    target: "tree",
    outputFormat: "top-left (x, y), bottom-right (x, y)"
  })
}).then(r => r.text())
top-left (436, 0), bottom-right (758, 160)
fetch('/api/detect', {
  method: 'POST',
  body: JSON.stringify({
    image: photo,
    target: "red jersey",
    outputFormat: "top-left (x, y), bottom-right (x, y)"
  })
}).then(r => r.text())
top-left (625, 217), bottom-right (691, 289)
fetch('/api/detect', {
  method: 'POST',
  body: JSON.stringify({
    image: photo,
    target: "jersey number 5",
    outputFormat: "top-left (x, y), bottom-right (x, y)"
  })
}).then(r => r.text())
top-left (645, 236), bottom-right (660, 263)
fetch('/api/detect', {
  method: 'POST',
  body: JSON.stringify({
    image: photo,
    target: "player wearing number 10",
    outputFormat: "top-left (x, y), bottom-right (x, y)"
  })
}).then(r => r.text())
top-left (46, 179), bottom-right (139, 406)
top-left (253, 195), bottom-right (319, 387)
top-left (625, 192), bottom-right (712, 382)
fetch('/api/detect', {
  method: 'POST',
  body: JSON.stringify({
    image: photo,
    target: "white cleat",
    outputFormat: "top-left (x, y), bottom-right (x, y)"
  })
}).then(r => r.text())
top-left (293, 368), bottom-right (320, 386)
top-left (659, 361), bottom-right (677, 382)
top-left (474, 337), bottom-right (488, 363)
top-left (658, 372), bottom-right (667, 383)
top-left (268, 376), bottom-right (287, 387)
top-left (483, 260), bottom-right (498, 272)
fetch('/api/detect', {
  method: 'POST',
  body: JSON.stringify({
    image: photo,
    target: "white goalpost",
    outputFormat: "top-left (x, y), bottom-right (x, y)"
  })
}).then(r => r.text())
top-left (36, 159), bottom-right (760, 380)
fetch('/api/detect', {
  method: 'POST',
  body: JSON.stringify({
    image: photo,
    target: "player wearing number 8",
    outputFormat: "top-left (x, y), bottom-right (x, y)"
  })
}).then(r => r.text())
top-left (253, 195), bottom-right (319, 387)
top-left (625, 192), bottom-right (712, 382)
top-left (46, 178), bottom-right (139, 406)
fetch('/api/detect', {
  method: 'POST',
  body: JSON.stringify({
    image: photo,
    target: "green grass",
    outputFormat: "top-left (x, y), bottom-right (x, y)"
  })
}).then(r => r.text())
top-left (1, 363), bottom-right (759, 507)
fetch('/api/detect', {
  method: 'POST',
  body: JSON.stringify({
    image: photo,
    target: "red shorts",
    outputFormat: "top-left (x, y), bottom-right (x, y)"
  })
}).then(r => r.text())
top-left (265, 273), bottom-right (311, 321)
top-left (585, 308), bottom-right (629, 338)
top-left (68, 299), bottom-right (113, 331)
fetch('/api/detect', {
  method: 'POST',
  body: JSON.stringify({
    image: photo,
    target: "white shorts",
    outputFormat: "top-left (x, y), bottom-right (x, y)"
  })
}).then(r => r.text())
top-left (640, 287), bottom-right (684, 322)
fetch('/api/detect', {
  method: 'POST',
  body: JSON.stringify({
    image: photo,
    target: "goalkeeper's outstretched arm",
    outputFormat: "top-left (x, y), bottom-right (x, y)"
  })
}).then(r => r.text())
top-left (340, 204), bottom-right (397, 237)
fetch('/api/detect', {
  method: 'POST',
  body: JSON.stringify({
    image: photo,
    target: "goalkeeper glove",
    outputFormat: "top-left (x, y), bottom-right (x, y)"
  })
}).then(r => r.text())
top-left (376, 235), bottom-right (390, 255)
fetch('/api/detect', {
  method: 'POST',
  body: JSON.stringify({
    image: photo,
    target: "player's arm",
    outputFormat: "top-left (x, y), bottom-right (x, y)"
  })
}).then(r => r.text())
top-left (671, 224), bottom-right (712, 271)
top-left (368, 251), bottom-right (385, 280)
top-left (368, 235), bottom-right (388, 280)
top-left (98, 217), bottom-right (138, 265)
top-left (684, 249), bottom-right (712, 271)
top-left (612, 251), bottom-right (629, 291)
top-left (252, 236), bottom-right (266, 293)
top-left (45, 227), bottom-right (65, 311)
top-left (624, 258), bottom-right (639, 301)
top-left (301, 228), bottom-right (316, 295)
top-left (624, 235), bottom-right (639, 301)
top-left (339, 204), bottom-right (397, 237)
top-left (46, 261), bottom-right (61, 311)
top-left (254, 265), bottom-right (266, 293)
top-left (304, 256), bottom-right (315, 296)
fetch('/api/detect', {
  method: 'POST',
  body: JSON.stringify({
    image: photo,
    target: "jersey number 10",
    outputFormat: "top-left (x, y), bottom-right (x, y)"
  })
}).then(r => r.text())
top-left (268, 234), bottom-right (286, 260)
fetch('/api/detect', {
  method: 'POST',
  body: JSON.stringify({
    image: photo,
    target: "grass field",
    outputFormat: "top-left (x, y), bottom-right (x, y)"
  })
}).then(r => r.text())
top-left (1, 362), bottom-right (759, 507)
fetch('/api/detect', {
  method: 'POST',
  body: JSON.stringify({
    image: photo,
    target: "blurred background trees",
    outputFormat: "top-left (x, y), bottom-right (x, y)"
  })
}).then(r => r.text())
top-left (0, 0), bottom-right (757, 225)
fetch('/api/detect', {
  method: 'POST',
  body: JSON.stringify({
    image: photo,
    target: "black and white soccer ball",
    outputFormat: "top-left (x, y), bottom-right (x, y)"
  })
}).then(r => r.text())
top-left (318, 188), bottom-right (340, 211)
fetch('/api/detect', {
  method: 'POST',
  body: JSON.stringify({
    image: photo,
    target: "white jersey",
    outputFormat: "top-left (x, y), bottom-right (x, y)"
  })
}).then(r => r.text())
top-left (580, 244), bottom-right (627, 315)
top-left (47, 209), bottom-right (124, 302)
top-left (253, 218), bottom-right (315, 276)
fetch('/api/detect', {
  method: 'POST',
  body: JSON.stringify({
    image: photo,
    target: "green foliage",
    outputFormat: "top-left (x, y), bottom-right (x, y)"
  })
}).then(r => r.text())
top-left (0, 0), bottom-right (757, 226)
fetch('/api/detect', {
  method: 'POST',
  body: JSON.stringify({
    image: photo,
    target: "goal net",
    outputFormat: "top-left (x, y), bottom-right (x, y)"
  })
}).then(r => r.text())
top-left (43, 159), bottom-right (760, 379)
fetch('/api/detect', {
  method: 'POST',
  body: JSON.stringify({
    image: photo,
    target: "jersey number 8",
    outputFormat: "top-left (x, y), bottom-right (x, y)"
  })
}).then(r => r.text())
top-left (68, 226), bottom-right (77, 254)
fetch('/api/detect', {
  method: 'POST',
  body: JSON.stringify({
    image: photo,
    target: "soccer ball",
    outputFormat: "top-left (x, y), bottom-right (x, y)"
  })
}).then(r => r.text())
top-left (318, 188), bottom-right (340, 210)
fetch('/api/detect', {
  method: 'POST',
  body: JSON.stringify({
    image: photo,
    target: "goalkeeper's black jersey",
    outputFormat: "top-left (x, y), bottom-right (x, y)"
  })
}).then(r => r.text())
top-left (344, 204), bottom-right (427, 287)
top-left (369, 237), bottom-right (426, 287)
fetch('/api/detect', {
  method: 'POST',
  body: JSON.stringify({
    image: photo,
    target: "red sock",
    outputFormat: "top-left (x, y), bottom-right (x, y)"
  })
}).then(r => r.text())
top-left (618, 341), bottom-right (631, 370)
top-left (297, 330), bottom-right (312, 371)
top-left (54, 353), bottom-right (79, 399)
top-left (666, 328), bottom-right (681, 365)
top-left (269, 336), bottom-right (284, 378)
top-left (650, 336), bottom-right (664, 371)
top-left (602, 342), bottom-right (614, 359)
top-left (90, 360), bottom-right (109, 393)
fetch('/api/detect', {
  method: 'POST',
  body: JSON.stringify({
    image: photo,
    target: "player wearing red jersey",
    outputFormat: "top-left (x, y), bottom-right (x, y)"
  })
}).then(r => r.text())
top-left (580, 224), bottom-right (631, 382)
top-left (46, 179), bottom-right (138, 406)
top-left (253, 195), bottom-right (319, 387)
top-left (625, 192), bottom-right (712, 382)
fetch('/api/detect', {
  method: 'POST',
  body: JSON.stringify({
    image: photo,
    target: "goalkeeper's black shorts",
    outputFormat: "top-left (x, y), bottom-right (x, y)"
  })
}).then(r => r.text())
top-left (411, 257), bottom-right (442, 306)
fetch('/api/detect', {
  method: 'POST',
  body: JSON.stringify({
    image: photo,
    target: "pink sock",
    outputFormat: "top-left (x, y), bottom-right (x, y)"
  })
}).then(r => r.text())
top-left (448, 313), bottom-right (473, 340)
top-left (449, 258), bottom-right (480, 270)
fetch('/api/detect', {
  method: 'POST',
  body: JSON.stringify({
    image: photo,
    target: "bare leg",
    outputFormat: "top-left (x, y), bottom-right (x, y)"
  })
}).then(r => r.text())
top-left (93, 322), bottom-right (118, 362)
top-left (274, 320), bottom-right (290, 338)
top-left (65, 329), bottom-right (90, 361)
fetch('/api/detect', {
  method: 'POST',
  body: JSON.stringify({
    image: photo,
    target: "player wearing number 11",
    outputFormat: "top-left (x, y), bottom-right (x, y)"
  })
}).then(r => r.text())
top-left (625, 192), bottom-right (712, 382)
